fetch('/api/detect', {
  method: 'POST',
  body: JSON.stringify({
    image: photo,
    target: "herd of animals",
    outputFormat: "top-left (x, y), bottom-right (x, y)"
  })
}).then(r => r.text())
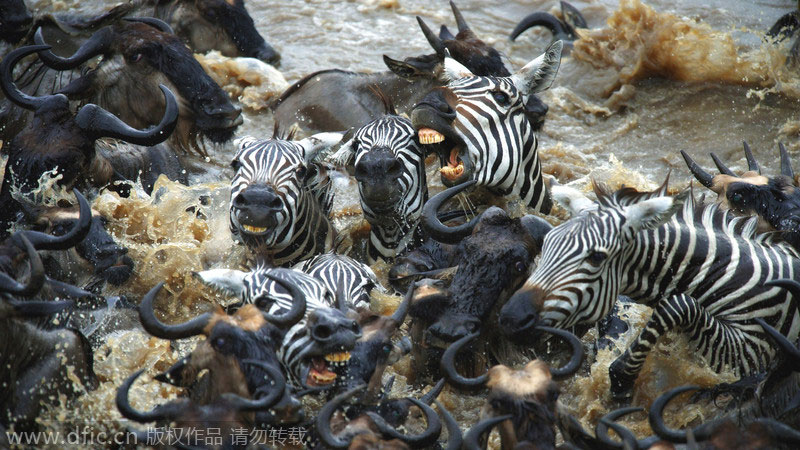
top-left (2, 0), bottom-right (800, 448)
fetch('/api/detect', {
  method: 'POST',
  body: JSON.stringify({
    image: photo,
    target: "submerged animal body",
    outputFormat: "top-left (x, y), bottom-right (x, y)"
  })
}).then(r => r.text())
top-left (501, 182), bottom-right (800, 400)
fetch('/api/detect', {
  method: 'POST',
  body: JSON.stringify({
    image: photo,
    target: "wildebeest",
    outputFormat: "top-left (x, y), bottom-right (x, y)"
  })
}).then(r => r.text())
top-left (0, 238), bottom-right (96, 430)
top-left (139, 279), bottom-right (306, 426)
top-left (0, 0), bottom-right (33, 46)
top-left (768, 7), bottom-right (800, 66)
top-left (134, 0), bottom-right (281, 65)
top-left (272, 1), bottom-right (551, 136)
top-left (682, 143), bottom-right (800, 249)
top-left (0, 45), bottom-right (178, 236)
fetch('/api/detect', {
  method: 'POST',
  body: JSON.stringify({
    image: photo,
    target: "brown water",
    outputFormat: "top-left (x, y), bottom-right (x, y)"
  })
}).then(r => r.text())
top-left (15, 0), bottom-right (800, 447)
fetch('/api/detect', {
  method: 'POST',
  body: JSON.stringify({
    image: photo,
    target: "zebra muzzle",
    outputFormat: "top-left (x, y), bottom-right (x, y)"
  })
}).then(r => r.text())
top-left (418, 127), bottom-right (445, 144)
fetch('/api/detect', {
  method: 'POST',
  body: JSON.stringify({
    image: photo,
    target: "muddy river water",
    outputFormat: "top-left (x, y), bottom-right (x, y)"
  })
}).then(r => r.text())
top-left (13, 0), bottom-right (800, 447)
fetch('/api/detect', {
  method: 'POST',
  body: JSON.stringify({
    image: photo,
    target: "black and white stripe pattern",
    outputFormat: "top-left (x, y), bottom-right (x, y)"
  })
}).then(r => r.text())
top-left (229, 136), bottom-right (336, 266)
top-left (448, 75), bottom-right (549, 211)
top-left (523, 186), bottom-right (800, 387)
top-left (331, 115), bottom-right (427, 262)
top-left (294, 252), bottom-right (382, 309)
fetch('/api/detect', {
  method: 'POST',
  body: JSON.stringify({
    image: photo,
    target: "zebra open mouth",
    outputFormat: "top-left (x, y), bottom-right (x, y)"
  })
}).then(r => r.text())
top-left (417, 127), bottom-right (473, 186)
top-left (304, 351), bottom-right (351, 387)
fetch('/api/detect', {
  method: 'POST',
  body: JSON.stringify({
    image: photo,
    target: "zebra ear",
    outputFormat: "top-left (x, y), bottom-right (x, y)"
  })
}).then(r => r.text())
top-left (622, 196), bottom-right (680, 233)
top-left (551, 185), bottom-right (596, 217)
top-left (297, 131), bottom-right (346, 164)
top-left (194, 269), bottom-right (247, 300)
top-left (511, 40), bottom-right (563, 95)
top-left (443, 49), bottom-right (474, 81)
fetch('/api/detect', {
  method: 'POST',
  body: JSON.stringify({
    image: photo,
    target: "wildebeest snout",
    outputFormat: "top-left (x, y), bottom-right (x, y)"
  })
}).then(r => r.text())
top-left (308, 308), bottom-right (362, 347)
top-left (499, 286), bottom-right (543, 339)
top-left (428, 313), bottom-right (480, 343)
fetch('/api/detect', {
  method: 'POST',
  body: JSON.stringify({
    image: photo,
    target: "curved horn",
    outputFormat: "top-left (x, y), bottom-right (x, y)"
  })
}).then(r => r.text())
top-left (742, 141), bottom-right (760, 174)
top-left (779, 143), bottom-right (795, 179)
top-left (435, 400), bottom-right (462, 450)
top-left (422, 180), bottom-right (481, 244)
top-left (441, 331), bottom-right (487, 389)
top-left (138, 282), bottom-right (213, 339)
top-left (316, 384), bottom-right (368, 449)
top-left (420, 378), bottom-right (446, 405)
top-left (116, 369), bottom-right (186, 423)
top-left (599, 418), bottom-right (640, 450)
top-left (439, 25), bottom-right (456, 41)
top-left (649, 385), bottom-right (711, 443)
top-left (463, 415), bottom-right (512, 450)
top-left (680, 150), bottom-right (714, 189)
top-left (366, 397), bottom-right (442, 447)
top-left (20, 189), bottom-right (91, 250)
top-left (390, 282), bottom-right (415, 326)
top-left (417, 16), bottom-right (445, 57)
top-left (751, 418), bottom-right (800, 443)
top-left (510, 13), bottom-right (567, 41)
top-left (34, 26), bottom-right (113, 71)
top-left (754, 310), bottom-right (800, 364)
top-left (0, 234), bottom-right (44, 296)
top-left (709, 152), bottom-right (735, 176)
top-left (75, 84), bottom-right (178, 146)
top-left (0, 45), bottom-right (64, 111)
top-left (5, 298), bottom-right (73, 317)
top-left (260, 273), bottom-right (307, 328)
top-left (450, 1), bottom-right (471, 33)
top-left (535, 325), bottom-right (584, 380)
top-left (595, 407), bottom-right (644, 449)
top-left (221, 359), bottom-right (286, 411)
top-left (123, 17), bottom-right (174, 34)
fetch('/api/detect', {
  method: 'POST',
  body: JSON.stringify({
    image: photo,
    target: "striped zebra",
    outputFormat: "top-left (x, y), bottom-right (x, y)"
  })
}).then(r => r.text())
top-left (329, 114), bottom-right (428, 263)
top-left (499, 182), bottom-right (800, 400)
top-left (229, 133), bottom-right (343, 266)
top-left (196, 262), bottom-right (368, 389)
top-left (410, 41), bottom-right (563, 213)
top-left (294, 252), bottom-right (382, 309)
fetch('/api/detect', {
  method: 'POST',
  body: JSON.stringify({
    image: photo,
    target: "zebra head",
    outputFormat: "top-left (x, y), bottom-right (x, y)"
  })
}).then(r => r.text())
top-left (499, 183), bottom-right (685, 336)
top-left (294, 253), bottom-right (382, 310)
top-left (410, 40), bottom-right (563, 213)
top-left (331, 115), bottom-right (428, 261)
top-left (229, 133), bottom-right (342, 263)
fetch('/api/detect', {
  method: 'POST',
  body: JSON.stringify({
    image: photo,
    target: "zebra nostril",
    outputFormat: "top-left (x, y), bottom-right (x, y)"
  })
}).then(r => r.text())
top-left (312, 324), bottom-right (333, 341)
top-left (267, 196), bottom-right (282, 210)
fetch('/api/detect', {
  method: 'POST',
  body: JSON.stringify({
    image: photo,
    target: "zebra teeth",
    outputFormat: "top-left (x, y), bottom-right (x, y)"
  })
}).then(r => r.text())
top-left (440, 162), bottom-right (465, 179)
top-left (418, 127), bottom-right (445, 145)
top-left (242, 224), bottom-right (268, 233)
top-left (324, 351), bottom-right (351, 363)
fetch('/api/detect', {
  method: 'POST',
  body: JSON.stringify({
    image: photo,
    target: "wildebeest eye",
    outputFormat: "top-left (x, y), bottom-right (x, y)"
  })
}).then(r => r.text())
top-left (129, 53), bottom-right (143, 63)
top-left (587, 250), bottom-right (608, 266)
top-left (382, 344), bottom-right (392, 355)
top-left (730, 192), bottom-right (743, 204)
top-left (492, 90), bottom-right (510, 106)
top-left (213, 337), bottom-right (226, 349)
top-left (514, 260), bottom-right (528, 273)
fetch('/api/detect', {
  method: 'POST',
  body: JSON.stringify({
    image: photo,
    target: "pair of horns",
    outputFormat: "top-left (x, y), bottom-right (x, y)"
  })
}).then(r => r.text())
top-left (682, 141), bottom-right (795, 190)
top-left (417, 1), bottom-right (472, 58)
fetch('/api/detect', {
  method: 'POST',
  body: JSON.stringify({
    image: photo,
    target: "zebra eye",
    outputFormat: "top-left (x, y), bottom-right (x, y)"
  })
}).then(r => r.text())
top-left (587, 250), bottom-right (608, 265)
top-left (295, 165), bottom-right (308, 180)
top-left (231, 159), bottom-right (241, 170)
top-left (254, 296), bottom-right (270, 309)
top-left (492, 90), bottom-right (510, 106)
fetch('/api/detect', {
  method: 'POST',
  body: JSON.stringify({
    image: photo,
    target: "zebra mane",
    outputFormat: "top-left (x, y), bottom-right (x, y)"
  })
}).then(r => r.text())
top-left (593, 172), bottom-right (673, 208)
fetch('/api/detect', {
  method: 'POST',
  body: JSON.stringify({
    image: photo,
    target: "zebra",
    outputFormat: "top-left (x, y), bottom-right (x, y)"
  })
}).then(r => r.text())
top-left (293, 252), bottom-right (383, 310)
top-left (229, 132), bottom-right (343, 266)
top-left (498, 181), bottom-right (800, 401)
top-left (329, 112), bottom-right (428, 263)
top-left (196, 258), bottom-right (375, 389)
top-left (410, 40), bottom-right (563, 213)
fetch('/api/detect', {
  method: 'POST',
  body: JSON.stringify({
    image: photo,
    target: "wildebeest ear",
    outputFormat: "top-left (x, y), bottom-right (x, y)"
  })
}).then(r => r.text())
top-left (384, 55), bottom-right (424, 79)
top-left (443, 50), bottom-right (474, 81)
top-left (561, 1), bottom-right (588, 29)
top-left (511, 40), bottom-right (563, 95)
top-left (298, 131), bottom-right (346, 164)
top-left (194, 269), bottom-right (247, 300)
top-left (520, 215), bottom-right (553, 249)
top-left (551, 185), bottom-right (596, 217)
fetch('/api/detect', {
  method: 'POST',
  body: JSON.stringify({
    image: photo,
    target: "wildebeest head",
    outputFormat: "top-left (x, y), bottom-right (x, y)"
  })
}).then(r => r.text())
top-left (410, 41), bottom-right (562, 211)
top-left (0, 0), bottom-right (32, 44)
top-left (34, 19), bottom-right (242, 153)
top-left (509, 1), bottom-right (587, 46)
top-left (0, 45), bottom-right (177, 235)
top-left (682, 143), bottom-right (800, 238)
top-left (416, 181), bottom-right (552, 346)
top-left (228, 133), bottom-right (342, 255)
top-left (139, 280), bottom-right (306, 425)
top-left (153, 0), bottom-right (281, 65)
